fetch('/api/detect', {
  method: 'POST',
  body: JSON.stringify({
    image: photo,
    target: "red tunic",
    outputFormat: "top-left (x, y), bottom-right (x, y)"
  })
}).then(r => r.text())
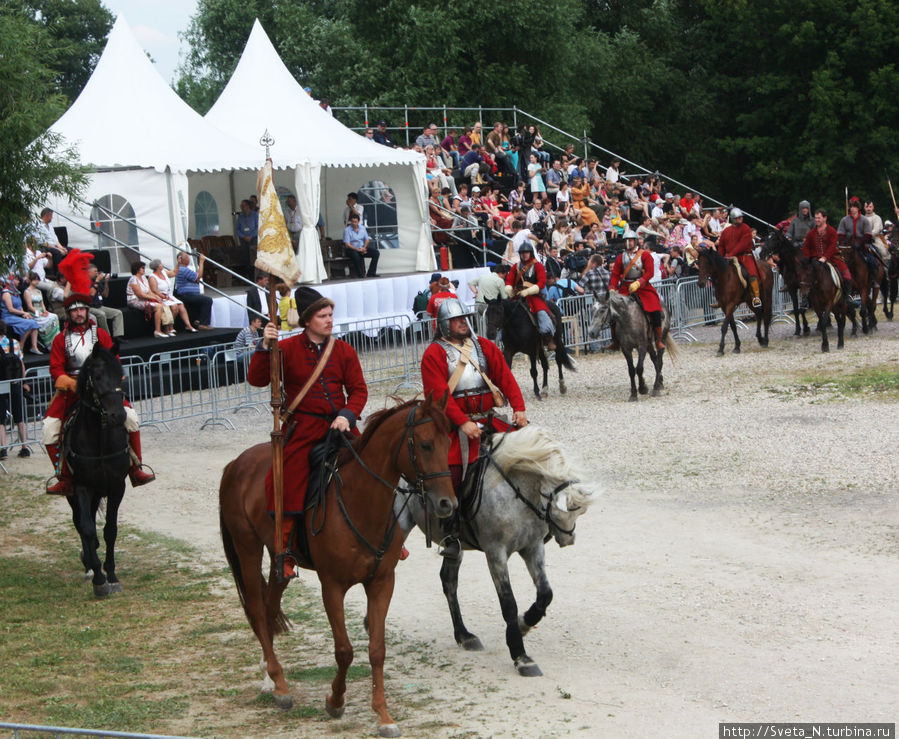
top-left (45, 322), bottom-right (115, 420)
top-left (803, 225), bottom-right (850, 280)
top-left (506, 258), bottom-right (551, 315)
top-left (426, 290), bottom-right (456, 318)
top-left (717, 222), bottom-right (759, 278)
top-left (421, 337), bottom-right (525, 464)
top-left (609, 249), bottom-right (663, 313)
top-left (248, 333), bottom-right (368, 513)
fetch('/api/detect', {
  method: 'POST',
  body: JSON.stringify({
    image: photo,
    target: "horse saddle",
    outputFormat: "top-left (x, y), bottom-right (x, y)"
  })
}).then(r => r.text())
top-left (727, 256), bottom-right (751, 288)
top-left (823, 262), bottom-right (843, 302)
top-left (306, 430), bottom-right (354, 509)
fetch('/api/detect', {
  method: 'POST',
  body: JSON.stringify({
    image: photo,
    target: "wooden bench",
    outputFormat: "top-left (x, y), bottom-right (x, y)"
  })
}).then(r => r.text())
top-left (321, 239), bottom-right (352, 280)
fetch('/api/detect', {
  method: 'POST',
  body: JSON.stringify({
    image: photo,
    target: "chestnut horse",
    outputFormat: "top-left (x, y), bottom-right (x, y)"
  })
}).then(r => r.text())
top-left (218, 395), bottom-right (456, 738)
top-left (839, 241), bottom-right (888, 334)
top-left (696, 248), bottom-right (773, 355)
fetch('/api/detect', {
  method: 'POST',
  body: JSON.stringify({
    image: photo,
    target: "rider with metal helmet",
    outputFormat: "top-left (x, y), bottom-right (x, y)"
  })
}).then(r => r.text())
top-left (717, 208), bottom-right (762, 308)
top-left (504, 240), bottom-right (557, 349)
top-left (608, 230), bottom-right (666, 350)
top-left (421, 298), bottom-right (527, 559)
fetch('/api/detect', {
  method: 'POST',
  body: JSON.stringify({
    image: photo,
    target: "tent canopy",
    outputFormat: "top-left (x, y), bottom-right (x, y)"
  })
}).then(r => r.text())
top-left (49, 17), bottom-right (264, 173)
top-left (204, 20), bottom-right (423, 169)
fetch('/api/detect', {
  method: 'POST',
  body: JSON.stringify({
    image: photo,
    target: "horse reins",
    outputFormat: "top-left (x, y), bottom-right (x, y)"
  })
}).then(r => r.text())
top-left (314, 404), bottom-right (451, 585)
top-left (66, 374), bottom-right (130, 464)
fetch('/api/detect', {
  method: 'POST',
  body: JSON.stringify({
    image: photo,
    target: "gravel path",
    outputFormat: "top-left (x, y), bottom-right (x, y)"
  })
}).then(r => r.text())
top-left (12, 316), bottom-right (895, 737)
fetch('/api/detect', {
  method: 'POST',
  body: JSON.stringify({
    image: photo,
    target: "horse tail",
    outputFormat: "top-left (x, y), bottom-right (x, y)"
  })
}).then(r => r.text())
top-left (664, 333), bottom-right (680, 360)
top-left (219, 507), bottom-right (290, 636)
top-left (554, 341), bottom-right (577, 371)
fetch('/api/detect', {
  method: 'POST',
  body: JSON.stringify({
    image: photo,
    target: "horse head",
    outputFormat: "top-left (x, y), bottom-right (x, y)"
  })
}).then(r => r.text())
top-left (483, 297), bottom-right (504, 340)
top-left (546, 479), bottom-right (594, 548)
top-left (795, 257), bottom-right (814, 297)
top-left (404, 392), bottom-right (456, 518)
top-left (587, 292), bottom-right (610, 338)
top-left (76, 344), bottom-right (126, 427)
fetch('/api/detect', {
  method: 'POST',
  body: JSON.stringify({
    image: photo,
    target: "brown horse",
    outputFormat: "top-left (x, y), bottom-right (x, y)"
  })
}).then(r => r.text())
top-left (796, 257), bottom-right (857, 352)
top-left (839, 242), bottom-right (887, 334)
top-left (218, 394), bottom-right (456, 738)
top-left (695, 248), bottom-right (773, 355)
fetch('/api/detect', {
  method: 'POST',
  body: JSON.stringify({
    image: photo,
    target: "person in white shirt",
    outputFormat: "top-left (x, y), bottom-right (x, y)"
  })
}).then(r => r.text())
top-left (342, 192), bottom-right (365, 227)
top-left (605, 159), bottom-right (621, 185)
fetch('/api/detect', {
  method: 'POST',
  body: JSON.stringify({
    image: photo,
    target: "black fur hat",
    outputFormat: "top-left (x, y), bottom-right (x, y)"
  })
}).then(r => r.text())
top-left (293, 286), bottom-right (334, 327)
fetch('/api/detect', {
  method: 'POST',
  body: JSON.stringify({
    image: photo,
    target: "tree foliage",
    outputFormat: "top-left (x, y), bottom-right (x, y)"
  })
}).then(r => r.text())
top-left (0, 6), bottom-right (87, 260)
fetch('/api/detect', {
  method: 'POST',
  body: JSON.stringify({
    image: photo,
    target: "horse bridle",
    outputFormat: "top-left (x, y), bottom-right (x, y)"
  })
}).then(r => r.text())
top-left (79, 373), bottom-right (125, 428)
top-left (316, 403), bottom-right (451, 585)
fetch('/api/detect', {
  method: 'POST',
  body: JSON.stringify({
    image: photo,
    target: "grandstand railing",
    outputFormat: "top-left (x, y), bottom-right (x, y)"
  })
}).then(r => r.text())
top-left (332, 103), bottom-right (774, 229)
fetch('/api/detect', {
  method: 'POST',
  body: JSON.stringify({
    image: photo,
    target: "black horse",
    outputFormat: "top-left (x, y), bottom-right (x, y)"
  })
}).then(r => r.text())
top-left (484, 298), bottom-right (575, 399)
top-left (796, 257), bottom-right (857, 352)
top-left (762, 230), bottom-right (810, 336)
top-left (64, 344), bottom-right (132, 597)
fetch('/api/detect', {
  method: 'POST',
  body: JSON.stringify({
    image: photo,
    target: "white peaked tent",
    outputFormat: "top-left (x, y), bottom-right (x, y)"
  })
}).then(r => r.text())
top-left (203, 20), bottom-right (435, 281)
top-left (46, 17), bottom-right (267, 271)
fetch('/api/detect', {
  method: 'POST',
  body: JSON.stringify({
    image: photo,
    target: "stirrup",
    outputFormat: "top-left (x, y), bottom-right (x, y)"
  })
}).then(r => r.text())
top-left (45, 475), bottom-right (73, 496)
top-left (129, 463), bottom-right (156, 487)
top-left (277, 552), bottom-right (298, 581)
top-left (751, 297), bottom-right (762, 308)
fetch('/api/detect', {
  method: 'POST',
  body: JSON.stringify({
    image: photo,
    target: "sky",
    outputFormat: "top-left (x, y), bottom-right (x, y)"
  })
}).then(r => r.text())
top-left (101, 0), bottom-right (199, 83)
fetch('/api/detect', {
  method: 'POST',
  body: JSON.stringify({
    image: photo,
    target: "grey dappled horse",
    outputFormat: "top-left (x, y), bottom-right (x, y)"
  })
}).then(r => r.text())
top-left (396, 425), bottom-right (593, 677)
top-left (588, 291), bottom-right (677, 401)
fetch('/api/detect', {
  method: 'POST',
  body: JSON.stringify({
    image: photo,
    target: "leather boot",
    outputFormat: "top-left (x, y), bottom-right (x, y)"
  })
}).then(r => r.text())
top-left (749, 278), bottom-right (762, 309)
top-left (45, 442), bottom-right (72, 496)
top-left (607, 322), bottom-right (620, 351)
top-left (127, 431), bottom-right (156, 487)
top-left (542, 332), bottom-right (556, 352)
top-left (281, 517), bottom-right (297, 580)
top-left (653, 325), bottom-right (665, 350)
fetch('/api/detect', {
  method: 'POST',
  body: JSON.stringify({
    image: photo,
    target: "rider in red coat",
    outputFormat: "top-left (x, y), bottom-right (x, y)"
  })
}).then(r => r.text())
top-left (716, 208), bottom-right (761, 307)
top-left (420, 298), bottom-right (527, 558)
top-left (609, 230), bottom-right (665, 349)
top-left (802, 208), bottom-right (852, 286)
top-left (247, 287), bottom-right (368, 578)
top-left (44, 253), bottom-right (155, 495)
top-left (504, 241), bottom-right (556, 349)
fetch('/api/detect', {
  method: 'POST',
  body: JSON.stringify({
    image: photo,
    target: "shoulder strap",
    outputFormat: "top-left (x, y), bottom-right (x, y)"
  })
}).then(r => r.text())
top-left (621, 249), bottom-right (644, 279)
top-left (280, 337), bottom-right (336, 423)
top-left (447, 338), bottom-right (505, 408)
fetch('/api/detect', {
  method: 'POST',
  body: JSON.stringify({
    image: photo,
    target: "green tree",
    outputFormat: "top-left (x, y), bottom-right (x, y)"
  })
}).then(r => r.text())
top-left (21, 0), bottom-right (114, 103)
top-left (0, 6), bottom-right (87, 261)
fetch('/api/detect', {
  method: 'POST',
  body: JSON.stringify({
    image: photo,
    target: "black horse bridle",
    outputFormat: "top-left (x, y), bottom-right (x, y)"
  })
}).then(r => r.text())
top-left (312, 403), bottom-right (451, 584)
top-left (66, 370), bottom-right (130, 464)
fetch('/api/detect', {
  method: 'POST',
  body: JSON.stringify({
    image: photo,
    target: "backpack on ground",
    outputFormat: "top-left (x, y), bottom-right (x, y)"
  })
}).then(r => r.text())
top-left (412, 289), bottom-right (430, 315)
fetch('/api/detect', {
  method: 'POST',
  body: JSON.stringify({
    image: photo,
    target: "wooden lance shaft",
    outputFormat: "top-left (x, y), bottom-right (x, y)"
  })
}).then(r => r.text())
top-left (887, 175), bottom-right (898, 215)
top-left (267, 283), bottom-right (286, 578)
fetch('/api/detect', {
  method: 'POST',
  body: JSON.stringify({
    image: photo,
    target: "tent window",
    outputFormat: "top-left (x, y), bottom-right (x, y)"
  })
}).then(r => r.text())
top-left (90, 194), bottom-right (139, 272)
top-left (357, 181), bottom-right (398, 248)
top-left (194, 191), bottom-right (219, 237)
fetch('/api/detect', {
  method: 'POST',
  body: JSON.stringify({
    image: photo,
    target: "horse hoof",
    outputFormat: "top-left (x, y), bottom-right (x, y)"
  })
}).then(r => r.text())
top-left (273, 692), bottom-right (293, 710)
top-left (106, 582), bottom-right (123, 594)
top-left (325, 697), bottom-right (345, 718)
top-left (628, 395), bottom-right (638, 402)
top-left (459, 635), bottom-right (484, 651)
top-left (651, 388), bottom-right (661, 397)
top-left (732, 347), bottom-right (741, 354)
top-left (514, 656), bottom-right (543, 677)
top-left (93, 582), bottom-right (113, 598)
top-left (638, 386), bottom-right (648, 395)
top-left (715, 350), bottom-right (724, 357)
top-left (379, 723), bottom-right (401, 738)
top-left (559, 383), bottom-right (567, 395)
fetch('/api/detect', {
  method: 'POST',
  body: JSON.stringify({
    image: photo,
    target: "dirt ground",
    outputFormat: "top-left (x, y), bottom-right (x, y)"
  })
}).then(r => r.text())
top-left (14, 317), bottom-right (898, 738)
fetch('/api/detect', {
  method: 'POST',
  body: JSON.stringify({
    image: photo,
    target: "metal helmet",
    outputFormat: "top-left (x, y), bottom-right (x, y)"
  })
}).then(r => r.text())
top-left (730, 207), bottom-right (744, 219)
top-left (436, 298), bottom-right (478, 339)
top-left (518, 240), bottom-right (534, 255)
top-left (623, 229), bottom-right (638, 240)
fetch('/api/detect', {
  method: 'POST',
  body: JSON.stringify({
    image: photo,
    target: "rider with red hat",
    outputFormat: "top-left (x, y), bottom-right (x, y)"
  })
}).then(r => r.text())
top-left (504, 241), bottom-right (556, 350)
top-left (717, 208), bottom-right (762, 308)
top-left (43, 250), bottom-right (155, 494)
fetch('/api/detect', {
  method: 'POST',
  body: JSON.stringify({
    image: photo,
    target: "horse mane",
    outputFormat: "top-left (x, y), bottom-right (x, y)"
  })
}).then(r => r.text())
top-left (490, 425), bottom-right (593, 509)
top-left (75, 343), bottom-right (123, 397)
top-left (336, 396), bottom-right (450, 465)
top-left (699, 246), bottom-right (728, 271)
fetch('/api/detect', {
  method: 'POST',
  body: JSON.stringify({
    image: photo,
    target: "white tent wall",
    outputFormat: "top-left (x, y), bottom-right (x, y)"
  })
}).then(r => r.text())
top-left (187, 171), bottom-right (237, 238)
top-left (47, 168), bottom-right (181, 272)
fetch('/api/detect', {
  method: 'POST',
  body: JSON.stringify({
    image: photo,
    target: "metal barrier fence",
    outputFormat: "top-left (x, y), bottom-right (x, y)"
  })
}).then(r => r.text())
top-left (0, 722), bottom-right (195, 738)
top-left (0, 275), bottom-right (795, 461)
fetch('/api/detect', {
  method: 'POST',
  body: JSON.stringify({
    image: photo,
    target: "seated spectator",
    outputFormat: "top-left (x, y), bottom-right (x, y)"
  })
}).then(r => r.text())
top-left (148, 259), bottom-right (197, 334)
top-left (0, 321), bottom-right (31, 459)
top-left (470, 121), bottom-right (483, 147)
top-left (460, 144), bottom-right (484, 185)
top-left (22, 237), bottom-right (55, 291)
top-left (31, 207), bottom-right (68, 274)
top-left (552, 220), bottom-right (575, 252)
top-left (415, 123), bottom-right (440, 150)
top-left (84, 264), bottom-right (125, 339)
top-left (509, 180), bottom-right (527, 211)
top-left (373, 119), bottom-right (398, 148)
top-left (1, 275), bottom-right (41, 353)
top-left (457, 126), bottom-right (473, 157)
top-left (624, 177), bottom-right (650, 218)
top-left (126, 261), bottom-right (167, 338)
top-left (23, 271), bottom-right (60, 346)
top-left (570, 177), bottom-right (600, 227)
top-left (605, 159), bottom-right (621, 187)
top-left (343, 212), bottom-right (379, 278)
top-left (235, 315), bottom-right (263, 350)
top-left (531, 126), bottom-right (550, 164)
top-left (555, 180), bottom-right (572, 218)
top-left (503, 205), bottom-right (524, 234)
top-left (173, 252), bottom-right (213, 329)
top-left (610, 207), bottom-right (628, 237)
top-left (637, 216), bottom-right (668, 251)
top-left (441, 128), bottom-right (460, 167)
